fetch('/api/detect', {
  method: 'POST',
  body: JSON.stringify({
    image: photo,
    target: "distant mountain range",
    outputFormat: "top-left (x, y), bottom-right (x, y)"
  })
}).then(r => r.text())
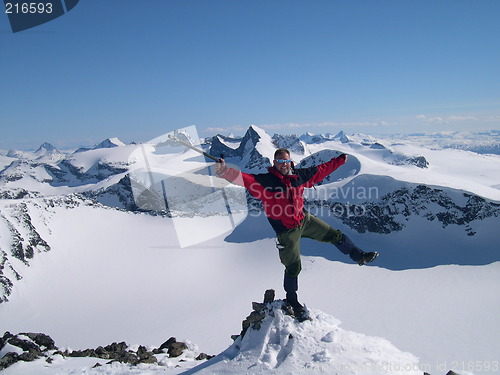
top-left (0, 127), bottom-right (499, 302)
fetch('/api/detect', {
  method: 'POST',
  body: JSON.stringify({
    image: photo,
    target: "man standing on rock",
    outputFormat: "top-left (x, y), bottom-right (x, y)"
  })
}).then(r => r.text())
top-left (215, 148), bottom-right (378, 321)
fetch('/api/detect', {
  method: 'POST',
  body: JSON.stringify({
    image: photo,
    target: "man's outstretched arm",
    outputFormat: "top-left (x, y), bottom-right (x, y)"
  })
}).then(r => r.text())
top-left (301, 153), bottom-right (348, 188)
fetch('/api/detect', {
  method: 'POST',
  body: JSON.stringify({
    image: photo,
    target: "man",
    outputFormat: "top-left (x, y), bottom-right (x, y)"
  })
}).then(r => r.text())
top-left (215, 148), bottom-right (378, 320)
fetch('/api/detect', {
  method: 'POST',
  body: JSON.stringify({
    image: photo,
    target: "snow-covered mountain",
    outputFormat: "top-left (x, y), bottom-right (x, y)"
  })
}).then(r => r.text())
top-left (0, 127), bottom-right (499, 374)
top-left (389, 130), bottom-right (500, 155)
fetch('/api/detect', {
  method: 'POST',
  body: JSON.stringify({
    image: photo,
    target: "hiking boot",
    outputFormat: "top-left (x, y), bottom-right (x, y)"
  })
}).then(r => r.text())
top-left (357, 251), bottom-right (379, 266)
top-left (283, 298), bottom-right (310, 322)
top-left (293, 304), bottom-right (311, 322)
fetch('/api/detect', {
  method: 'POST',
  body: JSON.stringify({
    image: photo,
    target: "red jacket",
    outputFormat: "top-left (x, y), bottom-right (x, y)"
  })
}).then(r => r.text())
top-left (217, 156), bottom-right (346, 233)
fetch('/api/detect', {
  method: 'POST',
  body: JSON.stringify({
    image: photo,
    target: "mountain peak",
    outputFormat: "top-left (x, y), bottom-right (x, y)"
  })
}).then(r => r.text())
top-left (93, 137), bottom-right (126, 149)
top-left (203, 290), bottom-right (422, 374)
top-left (34, 142), bottom-right (64, 161)
top-left (35, 142), bottom-right (58, 153)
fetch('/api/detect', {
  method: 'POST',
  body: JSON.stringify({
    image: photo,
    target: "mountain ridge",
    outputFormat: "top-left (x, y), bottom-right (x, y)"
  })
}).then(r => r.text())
top-left (1, 126), bottom-right (499, 303)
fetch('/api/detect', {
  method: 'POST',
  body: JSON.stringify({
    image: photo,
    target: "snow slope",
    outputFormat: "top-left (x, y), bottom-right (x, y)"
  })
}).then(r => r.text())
top-left (0, 204), bottom-right (498, 374)
top-left (191, 303), bottom-right (421, 375)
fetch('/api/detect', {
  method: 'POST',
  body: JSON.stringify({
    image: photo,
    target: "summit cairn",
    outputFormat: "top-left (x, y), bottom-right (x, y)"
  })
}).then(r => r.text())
top-left (232, 289), bottom-right (304, 341)
top-left (204, 289), bottom-right (426, 374)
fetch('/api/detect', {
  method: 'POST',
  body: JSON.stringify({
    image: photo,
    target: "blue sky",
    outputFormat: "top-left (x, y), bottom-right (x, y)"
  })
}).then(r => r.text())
top-left (1, 0), bottom-right (499, 150)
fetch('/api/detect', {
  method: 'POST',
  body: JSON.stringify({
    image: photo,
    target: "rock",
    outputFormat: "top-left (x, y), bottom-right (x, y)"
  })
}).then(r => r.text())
top-left (263, 289), bottom-right (275, 303)
top-left (116, 351), bottom-right (139, 364)
top-left (159, 337), bottom-right (177, 351)
top-left (5, 335), bottom-right (43, 357)
top-left (68, 348), bottom-right (98, 358)
top-left (95, 346), bottom-right (110, 359)
top-left (0, 331), bottom-right (207, 370)
top-left (236, 289), bottom-right (302, 340)
top-left (0, 331), bottom-right (14, 350)
top-left (0, 352), bottom-right (19, 370)
top-left (18, 351), bottom-right (41, 362)
top-left (20, 333), bottom-right (56, 350)
top-left (136, 345), bottom-right (157, 364)
top-left (151, 347), bottom-right (165, 354)
top-left (195, 352), bottom-right (214, 361)
top-left (168, 342), bottom-right (188, 358)
top-left (104, 341), bottom-right (128, 353)
top-left (158, 337), bottom-right (188, 358)
top-left (251, 302), bottom-right (267, 312)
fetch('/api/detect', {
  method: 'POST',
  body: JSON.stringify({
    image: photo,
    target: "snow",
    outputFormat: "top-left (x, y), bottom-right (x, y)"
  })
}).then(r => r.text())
top-left (251, 125), bottom-right (277, 160)
top-left (305, 138), bottom-right (500, 201)
top-left (198, 304), bottom-right (421, 374)
top-left (67, 144), bottom-right (135, 173)
top-left (216, 135), bottom-right (242, 150)
top-left (1, 129), bottom-right (499, 374)
top-left (0, 204), bottom-right (498, 374)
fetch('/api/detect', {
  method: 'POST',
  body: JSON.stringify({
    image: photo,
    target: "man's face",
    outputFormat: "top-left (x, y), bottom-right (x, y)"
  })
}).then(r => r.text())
top-left (273, 152), bottom-right (292, 175)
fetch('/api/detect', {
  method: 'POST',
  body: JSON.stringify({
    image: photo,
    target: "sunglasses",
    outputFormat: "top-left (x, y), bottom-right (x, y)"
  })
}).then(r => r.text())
top-left (274, 159), bottom-right (292, 164)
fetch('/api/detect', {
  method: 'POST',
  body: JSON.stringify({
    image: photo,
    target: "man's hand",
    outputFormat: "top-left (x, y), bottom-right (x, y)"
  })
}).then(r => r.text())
top-left (215, 158), bottom-right (226, 174)
top-left (338, 153), bottom-right (348, 162)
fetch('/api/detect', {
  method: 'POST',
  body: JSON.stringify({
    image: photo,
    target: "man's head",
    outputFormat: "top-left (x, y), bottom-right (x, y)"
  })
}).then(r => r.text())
top-left (273, 148), bottom-right (292, 175)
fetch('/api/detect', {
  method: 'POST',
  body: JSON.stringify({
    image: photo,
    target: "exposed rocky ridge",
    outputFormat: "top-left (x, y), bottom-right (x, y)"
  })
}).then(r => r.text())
top-left (0, 331), bottom-right (213, 371)
top-left (207, 126), bottom-right (272, 172)
top-left (82, 174), bottom-right (139, 211)
top-left (0, 195), bottom-right (116, 303)
top-left (306, 183), bottom-right (500, 235)
top-left (0, 201), bottom-right (51, 303)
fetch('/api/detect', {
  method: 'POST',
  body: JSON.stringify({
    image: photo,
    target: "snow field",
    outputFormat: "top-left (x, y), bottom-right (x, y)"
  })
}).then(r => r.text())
top-left (0, 205), bottom-right (498, 374)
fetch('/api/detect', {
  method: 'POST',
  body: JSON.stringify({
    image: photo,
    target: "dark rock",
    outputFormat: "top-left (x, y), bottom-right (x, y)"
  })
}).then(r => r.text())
top-left (117, 351), bottom-right (139, 364)
top-left (20, 332), bottom-right (57, 350)
top-left (136, 345), bottom-right (157, 364)
top-left (236, 290), bottom-right (315, 340)
top-left (94, 346), bottom-right (110, 359)
top-left (158, 337), bottom-right (189, 358)
top-left (18, 351), bottom-right (41, 362)
top-left (104, 341), bottom-right (128, 354)
top-left (168, 342), bottom-right (188, 358)
top-left (159, 337), bottom-right (177, 351)
top-left (252, 302), bottom-right (267, 312)
top-left (0, 332), bottom-right (207, 369)
top-left (0, 352), bottom-right (19, 370)
top-left (7, 335), bottom-right (42, 354)
top-left (195, 353), bottom-right (214, 361)
top-left (264, 289), bottom-right (275, 303)
top-left (0, 331), bottom-right (14, 350)
top-left (69, 348), bottom-right (98, 358)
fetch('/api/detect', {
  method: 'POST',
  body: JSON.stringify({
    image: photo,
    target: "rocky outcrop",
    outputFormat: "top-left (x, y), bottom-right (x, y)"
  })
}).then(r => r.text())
top-left (307, 184), bottom-right (500, 235)
top-left (0, 195), bottom-right (102, 303)
top-left (0, 201), bottom-right (51, 303)
top-left (208, 126), bottom-right (272, 172)
top-left (83, 175), bottom-right (139, 211)
top-left (232, 289), bottom-right (298, 341)
top-left (0, 331), bottom-right (213, 371)
top-left (390, 155), bottom-right (429, 168)
top-left (272, 133), bottom-right (308, 154)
